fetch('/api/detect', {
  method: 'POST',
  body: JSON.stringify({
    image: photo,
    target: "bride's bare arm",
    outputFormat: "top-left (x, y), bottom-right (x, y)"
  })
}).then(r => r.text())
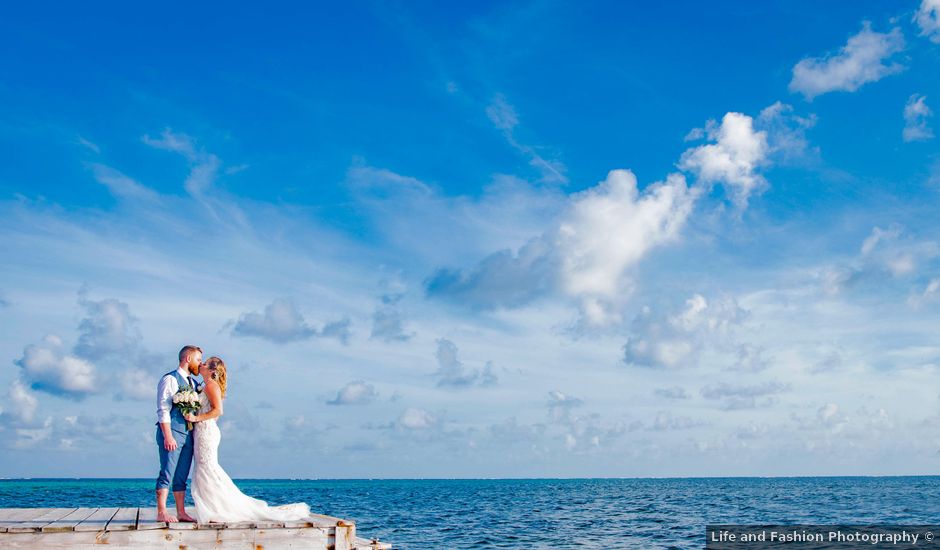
top-left (186, 382), bottom-right (223, 423)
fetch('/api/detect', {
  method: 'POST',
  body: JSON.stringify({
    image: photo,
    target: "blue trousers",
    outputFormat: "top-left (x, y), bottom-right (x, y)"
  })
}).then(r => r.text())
top-left (155, 426), bottom-right (194, 492)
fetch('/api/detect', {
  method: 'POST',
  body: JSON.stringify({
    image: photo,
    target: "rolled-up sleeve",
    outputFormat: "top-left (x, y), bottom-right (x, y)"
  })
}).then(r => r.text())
top-left (156, 375), bottom-right (176, 424)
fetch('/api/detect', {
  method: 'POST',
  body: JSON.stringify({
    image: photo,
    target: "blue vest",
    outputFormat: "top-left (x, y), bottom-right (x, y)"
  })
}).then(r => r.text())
top-left (165, 370), bottom-right (194, 434)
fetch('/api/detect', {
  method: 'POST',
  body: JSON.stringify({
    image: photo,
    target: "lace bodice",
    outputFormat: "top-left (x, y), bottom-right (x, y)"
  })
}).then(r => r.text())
top-left (197, 391), bottom-right (213, 417)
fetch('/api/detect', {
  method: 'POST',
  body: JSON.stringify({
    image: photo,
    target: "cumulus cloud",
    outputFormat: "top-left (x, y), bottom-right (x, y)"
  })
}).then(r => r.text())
top-left (327, 380), bottom-right (378, 405)
top-left (427, 170), bottom-right (696, 326)
top-left (230, 298), bottom-right (349, 344)
top-left (558, 171), bottom-right (696, 325)
top-left (15, 335), bottom-right (97, 398)
top-left (623, 294), bottom-right (748, 369)
top-left (74, 290), bottom-right (142, 361)
top-left (120, 368), bottom-right (156, 401)
top-left (424, 236), bottom-right (557, 310)
top-left (903, 94), bottom-right (934, 143)
top-left (789, 23), bottom-right (905, 100)
top-left (700, 381), bottom-right (788, 410)
top-left (679, 112), bottom-right (769, 210)
top-left (427, 106), bottom-right (781, 327)
top-left (396, 407), bottom-right (438, 430)
top-left (370, 292), bottom-right (413, 342)
top-left (547, 390), bottom-right (584, 423)
top-left (370, 306), bottom-right (411, 341)
top-left (487, 94), bottom-right (567, 184)
top-left (0, 380), bottom-right (39, 425)
top-left (915, 0), bottom-right (940, 43)
top-left (432, 339), bottom-right (498, 388)
top-left (822, 225), bottom-right (937, 294)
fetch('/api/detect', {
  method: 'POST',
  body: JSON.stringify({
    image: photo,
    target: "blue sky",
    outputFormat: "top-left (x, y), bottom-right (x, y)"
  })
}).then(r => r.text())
top-left (2, 1), bottom-right (940, 478)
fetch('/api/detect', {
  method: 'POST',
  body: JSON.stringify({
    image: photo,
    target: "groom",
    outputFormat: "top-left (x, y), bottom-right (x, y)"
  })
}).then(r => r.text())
top-left (155, 345), bottom-right (203, 523)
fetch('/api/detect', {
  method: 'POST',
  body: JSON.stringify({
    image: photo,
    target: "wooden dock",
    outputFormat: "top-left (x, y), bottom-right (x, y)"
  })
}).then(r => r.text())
top-left (0, 507), bottom-right (391, 549)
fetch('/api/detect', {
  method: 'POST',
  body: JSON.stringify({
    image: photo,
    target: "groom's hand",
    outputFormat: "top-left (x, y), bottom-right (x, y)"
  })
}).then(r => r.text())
top-left (163, 435), bottom-right (178, 452)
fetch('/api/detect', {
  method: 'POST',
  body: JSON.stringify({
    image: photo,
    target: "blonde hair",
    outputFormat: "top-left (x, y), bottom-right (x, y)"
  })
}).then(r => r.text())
top-left (205, 356), bottom-right (227, 397)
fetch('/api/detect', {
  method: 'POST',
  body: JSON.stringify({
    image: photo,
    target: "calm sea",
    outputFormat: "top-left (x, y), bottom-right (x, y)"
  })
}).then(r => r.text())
top-left (1, 477), bottom-right (937, 548)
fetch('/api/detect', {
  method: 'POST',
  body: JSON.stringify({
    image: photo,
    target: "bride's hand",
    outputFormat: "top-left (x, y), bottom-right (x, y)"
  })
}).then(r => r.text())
top-left (183, 413), bottom-right (199, 423)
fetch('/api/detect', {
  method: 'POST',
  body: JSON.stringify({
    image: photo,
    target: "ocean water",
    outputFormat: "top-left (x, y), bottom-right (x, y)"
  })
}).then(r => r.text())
top-left (1, 477), bottom-right (938, 549)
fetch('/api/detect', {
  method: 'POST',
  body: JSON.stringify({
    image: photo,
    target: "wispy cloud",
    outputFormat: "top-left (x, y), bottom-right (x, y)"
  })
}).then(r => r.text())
top-left (142, 128), bottom-right (221, 195)
top-left (486, 94), bottom-right (568, 185)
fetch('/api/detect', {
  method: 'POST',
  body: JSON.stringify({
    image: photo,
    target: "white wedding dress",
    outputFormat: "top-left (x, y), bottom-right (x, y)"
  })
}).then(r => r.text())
top-left (192, 392), bottom-right (311, 523)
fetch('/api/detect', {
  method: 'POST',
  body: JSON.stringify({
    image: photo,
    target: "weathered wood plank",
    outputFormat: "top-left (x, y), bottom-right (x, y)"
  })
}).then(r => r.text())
top-left (42, 508), bottom-right (99, 533)
top-left (354, 537), bottom-right (393, 550)
top-left (283, 517), bottom-right (316, 528)
top-left (72, 507), bottom-right (118, 532)
top-left (134, 507), bottom-right (165, 531)
top-left (0, 509), bottom-right (36, 522)
top-left (0, 525), bottom-right (335, 548)
top-left (6, 508), bottom-right (76, 533)
top-left (105, 507), bottom-right (138, 531)
top-left (0, 507), bottom-right (390, 549)
top-left (0, 509), bottom-right (47, 533)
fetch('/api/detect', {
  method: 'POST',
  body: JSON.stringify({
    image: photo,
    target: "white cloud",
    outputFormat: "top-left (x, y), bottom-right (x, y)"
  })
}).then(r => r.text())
top-left (557, 170), bottom-right (696, 325)
top-left (74, 290), bottom-right (142, 361)
top-left (120, 369), bottom-right (156, 401)
top-left (432, 338), bottom-right (497, 388)
top-left (547, 390), bottom-right (583, 423)
top-left (903, 94), bottom-right (934, 143)
top-left (426, 169), bottom-right (697, 327)
top-left (915, 0), bottom-right (940, 43)
top-left (230, 298), bottom-right (348, 344)
top-left (824, 225), bottom-right (937, 294)
top-left (789, 23), bottom-right (905, 100)
top-left (1, 380), bottom-right (39, 424)
top-left (15, 335), bottom-right (97, 398)
top-left (679, 112), bottom-right (769, 210)
top-left (327, 380), bottom-right (378, 405)
top-left (623, 294), bottom-right (748, 369)
top-left (397, 407), bottom-right (438, 430)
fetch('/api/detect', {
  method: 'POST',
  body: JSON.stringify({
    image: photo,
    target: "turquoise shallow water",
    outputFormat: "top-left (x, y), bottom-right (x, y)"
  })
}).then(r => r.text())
top-left (1, 477), bottom-right (939, 549)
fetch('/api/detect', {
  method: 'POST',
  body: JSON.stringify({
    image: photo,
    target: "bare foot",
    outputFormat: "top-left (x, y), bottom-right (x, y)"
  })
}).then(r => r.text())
top-left (177, 511), bottom-right (196, 523)
top-left (156, 510), bottom-right (178, 523)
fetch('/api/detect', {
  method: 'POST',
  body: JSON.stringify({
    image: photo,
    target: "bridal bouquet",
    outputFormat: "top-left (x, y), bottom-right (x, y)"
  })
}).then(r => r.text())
top-left (173, 386), bottom-right (201, 430)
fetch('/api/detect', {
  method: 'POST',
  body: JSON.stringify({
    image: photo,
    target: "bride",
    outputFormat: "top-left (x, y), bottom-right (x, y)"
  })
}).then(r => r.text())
top-left (183, 356), bottom-right (311, 523)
